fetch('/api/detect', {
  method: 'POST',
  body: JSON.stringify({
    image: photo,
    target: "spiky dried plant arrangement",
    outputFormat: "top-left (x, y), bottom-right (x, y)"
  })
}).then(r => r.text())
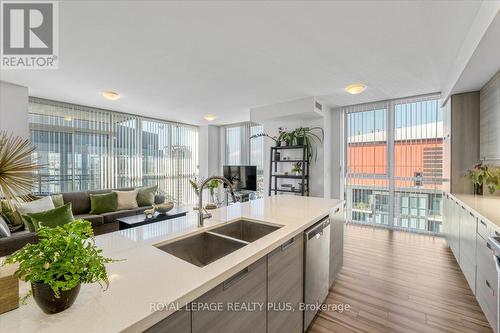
top-left (0, 131), bottom-right (39, 209)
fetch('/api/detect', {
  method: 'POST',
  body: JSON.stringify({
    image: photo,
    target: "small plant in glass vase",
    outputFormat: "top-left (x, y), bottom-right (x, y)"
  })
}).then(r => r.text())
top-left (189, 176), bottom-right (222, 208)
top-left (291, 162), bottom-right (303, 176)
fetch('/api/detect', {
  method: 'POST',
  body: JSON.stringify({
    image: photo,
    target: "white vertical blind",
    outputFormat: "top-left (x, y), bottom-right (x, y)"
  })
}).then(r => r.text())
top-left (29, 97), bottom-right (199, 204)
top-left (344, 94), bottom-right (443, 234)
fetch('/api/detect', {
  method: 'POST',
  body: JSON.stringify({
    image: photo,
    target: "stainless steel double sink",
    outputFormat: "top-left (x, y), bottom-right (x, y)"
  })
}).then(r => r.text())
top-left (155, 219), bottom-right (281, 267)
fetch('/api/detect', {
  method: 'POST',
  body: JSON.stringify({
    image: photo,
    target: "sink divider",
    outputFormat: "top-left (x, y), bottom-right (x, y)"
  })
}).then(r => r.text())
top-left (205, 231), bottom-right (250, 245)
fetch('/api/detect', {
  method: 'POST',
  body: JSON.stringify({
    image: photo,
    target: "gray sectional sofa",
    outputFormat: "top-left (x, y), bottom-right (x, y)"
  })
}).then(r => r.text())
top-left (0, 187), bottom-right (165, 257)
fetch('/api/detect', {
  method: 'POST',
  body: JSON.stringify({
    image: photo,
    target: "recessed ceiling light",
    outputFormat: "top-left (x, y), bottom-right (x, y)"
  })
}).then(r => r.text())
top-left (204, 114), bottom-right (216, 121)
top-left (345, 83), bottom-right (367, 95)
top-left (102, 91), bottom-right (120, 101)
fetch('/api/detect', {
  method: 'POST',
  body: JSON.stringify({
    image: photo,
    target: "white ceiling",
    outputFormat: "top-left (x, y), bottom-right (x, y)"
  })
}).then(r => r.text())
top-left (451, 12), bottom-right (500, 94)
top-left (0, 1), bottom-right (484, 125)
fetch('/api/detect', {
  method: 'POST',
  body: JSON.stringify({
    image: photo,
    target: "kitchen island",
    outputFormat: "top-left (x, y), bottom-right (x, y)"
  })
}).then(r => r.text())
top-left (0, 195), bottom-right (344, 333)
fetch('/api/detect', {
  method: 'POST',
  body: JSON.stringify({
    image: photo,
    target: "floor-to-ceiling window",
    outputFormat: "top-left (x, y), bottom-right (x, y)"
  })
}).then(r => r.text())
top-left (223, 122), bottom-right (264, 196)
top-left (344, 94), bottom-right (443, 234)
top-left (29, 97), bottom-right (199, 204)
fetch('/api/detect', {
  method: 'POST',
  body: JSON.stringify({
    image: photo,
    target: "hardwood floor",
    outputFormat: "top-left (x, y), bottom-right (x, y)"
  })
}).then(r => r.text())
top-left (307, 224), bottom-right (493, 333)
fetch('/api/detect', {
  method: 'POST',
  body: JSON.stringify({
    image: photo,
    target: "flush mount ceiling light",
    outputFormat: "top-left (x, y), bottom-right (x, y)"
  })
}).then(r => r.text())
top-left (64, 116), bottom-right (72, 121)
top-left (345, 83), bottom-right (367, 95)
top-left (204, 114), bottom-right (216, 121)
top-left (101, 91), bottom-right (120, 101)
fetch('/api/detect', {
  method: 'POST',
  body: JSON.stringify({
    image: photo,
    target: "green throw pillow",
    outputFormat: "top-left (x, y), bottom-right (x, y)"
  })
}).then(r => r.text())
top-left (27, 203), bottom-right (74, 231)
top-left (90, 192), bottom-right (118, 214)
top-left (51, 194), bottom-right (65, 207)
top-left (136, 185), bottom-right (157, 206)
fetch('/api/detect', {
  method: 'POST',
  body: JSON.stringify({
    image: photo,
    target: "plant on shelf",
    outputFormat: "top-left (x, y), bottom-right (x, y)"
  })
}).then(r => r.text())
top-left (291, 162), bottom-right (302, 176)
top-left (292, 126), bottom-right (324, 162)
top-left (277, 127), bottom-right (294, 146)
top-left (2, 219), bottom-right (119, 314)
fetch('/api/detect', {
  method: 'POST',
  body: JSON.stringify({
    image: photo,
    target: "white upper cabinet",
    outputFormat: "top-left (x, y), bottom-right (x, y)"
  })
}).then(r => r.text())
top-left (480, 71), bottom-right (500, 161)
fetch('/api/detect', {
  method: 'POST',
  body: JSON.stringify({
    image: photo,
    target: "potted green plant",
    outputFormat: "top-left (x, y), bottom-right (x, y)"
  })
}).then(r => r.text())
top-left (468, 162), bottom-right (489, 195)
top-left (485, 166), bottom-right (500, 195)
top-left (2, 220), bottom-right (118, 314)
top-left (291, 162), bottom-right (302, 176)
top-left (292, 127), bottom-right (324, 161)
top-left (277, 127), bottom-right (294, 146)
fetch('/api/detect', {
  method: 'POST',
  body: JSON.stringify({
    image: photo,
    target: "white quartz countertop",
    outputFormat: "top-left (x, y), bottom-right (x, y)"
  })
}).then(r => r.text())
top-left (448, 193), bottom-right (500, 229)
top-left (0, 195), bottom-right (343, 333)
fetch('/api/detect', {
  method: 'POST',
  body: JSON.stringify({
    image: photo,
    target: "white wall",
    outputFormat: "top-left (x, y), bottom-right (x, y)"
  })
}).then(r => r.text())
top-left (250, 97), bottom-right (317, 123)
top-left (324, 107), bottom-right (344, 200)
top-left (0, 81), bottom-right (29, 138)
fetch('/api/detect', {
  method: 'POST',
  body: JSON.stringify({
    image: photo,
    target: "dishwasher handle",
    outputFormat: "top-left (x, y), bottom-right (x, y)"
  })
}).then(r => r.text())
top-left (305, 218), bottom-right (330, 240)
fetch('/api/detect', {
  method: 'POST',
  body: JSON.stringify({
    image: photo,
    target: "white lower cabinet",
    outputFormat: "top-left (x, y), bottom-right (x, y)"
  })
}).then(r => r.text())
top-left (444, 194), bottom-right (499, 333)
top-left (459, 206), bottom-right (477, 292)
top-left (448, 200), bottom-right (461, 261)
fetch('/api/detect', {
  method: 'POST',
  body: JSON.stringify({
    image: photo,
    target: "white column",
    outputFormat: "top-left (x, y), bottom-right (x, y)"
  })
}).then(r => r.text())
top-left (0, 81), bottom-right (29, 138)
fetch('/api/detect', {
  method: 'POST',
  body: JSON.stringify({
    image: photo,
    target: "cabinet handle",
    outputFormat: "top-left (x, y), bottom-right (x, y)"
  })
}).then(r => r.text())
top-left (480, 220), bottom-right (487, 227)
top-left (469, 212), bottom-right (474, 217)
top-left (486, 280), bottom-right (492, 290)
top-left (281, 238), bottom-right (295, 251)
top-left (487, 242), bottom-right (492, 250)
top-left (223, 267), bottom-right (249, 290)
top-left (496, 231), bottom-right (500, 237)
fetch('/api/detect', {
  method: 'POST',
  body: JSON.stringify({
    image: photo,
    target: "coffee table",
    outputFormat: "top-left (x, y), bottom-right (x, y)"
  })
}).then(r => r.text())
top-left (117, 207), bottom-right (188, 230)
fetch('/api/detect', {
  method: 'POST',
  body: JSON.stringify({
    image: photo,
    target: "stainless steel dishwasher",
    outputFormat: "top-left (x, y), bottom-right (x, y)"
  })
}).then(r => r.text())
top-left (304, 216), bottom-right (331, 330)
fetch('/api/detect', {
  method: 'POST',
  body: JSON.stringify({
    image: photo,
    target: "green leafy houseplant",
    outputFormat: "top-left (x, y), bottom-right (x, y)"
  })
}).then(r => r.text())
top-left (468, 162), bottom-right (500, 195)
top-left (2, 219), bottom-right (118, 313)
top-left (249, 132), bottom-right (278, 145)
top-left (291, 162), bottom-right (302, 175)
top-left (277, 127), bottom-right (294, 146)
top-left (292, 127), bottom-right (324, 162)
top-left (467, 162), bottom-right (488, 195)
top-left (485, 166), bottom-right (500, 194)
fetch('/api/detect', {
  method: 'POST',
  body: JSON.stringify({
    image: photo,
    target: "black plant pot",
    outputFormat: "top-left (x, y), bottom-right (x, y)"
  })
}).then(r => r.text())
top-left (276, 141), bottom-right (281, 147)
top-left (296, 137), bottom-right (304, 146)
top-left (31, 282), bottom-right (81, 314)
top-left (474, 183), bottom-right (483, 196)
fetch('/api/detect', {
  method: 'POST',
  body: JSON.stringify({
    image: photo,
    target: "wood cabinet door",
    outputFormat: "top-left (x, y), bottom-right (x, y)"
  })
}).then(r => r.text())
top-left (267, 234), bottom-right (304, 333)
top-left (191, 257), bottom-right (267, 333)
top-left (144, 308), bottom-right (191, 333)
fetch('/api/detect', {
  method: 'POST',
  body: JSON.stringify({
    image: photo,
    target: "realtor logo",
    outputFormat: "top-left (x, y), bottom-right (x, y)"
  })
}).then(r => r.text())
top-left (1, 1), bottom-right (58, 69)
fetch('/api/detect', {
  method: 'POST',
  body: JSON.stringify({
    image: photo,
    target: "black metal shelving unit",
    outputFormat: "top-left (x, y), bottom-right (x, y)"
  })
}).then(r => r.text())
top-left (268, 145), bottom-right (309, 196)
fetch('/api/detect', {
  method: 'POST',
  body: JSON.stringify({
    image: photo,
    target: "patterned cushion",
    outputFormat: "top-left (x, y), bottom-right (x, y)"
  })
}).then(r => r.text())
top-left (0, 200), bottom-right (24, 232)
top-left (0, 215), bottom-right (12, 237)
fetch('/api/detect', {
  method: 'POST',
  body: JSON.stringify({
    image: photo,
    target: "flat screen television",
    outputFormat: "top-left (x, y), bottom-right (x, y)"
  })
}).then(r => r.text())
top-left (223, 165), bottom-right (257, 191)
